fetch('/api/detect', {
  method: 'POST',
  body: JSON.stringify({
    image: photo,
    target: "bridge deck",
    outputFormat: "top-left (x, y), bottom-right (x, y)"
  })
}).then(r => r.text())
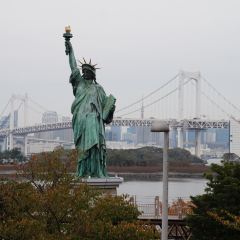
top-left (0, 118), bottom-right (229, 137)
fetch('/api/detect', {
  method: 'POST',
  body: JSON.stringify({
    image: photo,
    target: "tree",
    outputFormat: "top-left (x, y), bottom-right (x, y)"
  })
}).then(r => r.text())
top-left (222, 152), bottom-right (240, 162)
top-left (187, 162), bottom-right (240, 240)
top-left (107, 146), bottom-right (203, 167)
top-left (0, 149), bottom-right (158, 240)
top-left (0, 148), bottom-right (26, 163)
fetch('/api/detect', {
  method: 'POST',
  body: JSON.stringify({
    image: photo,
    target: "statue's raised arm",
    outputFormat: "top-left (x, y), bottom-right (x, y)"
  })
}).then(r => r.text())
top-left (63, 26), bottom-right (83, 96)
top-left (63, 26), bottom-right (77, 72)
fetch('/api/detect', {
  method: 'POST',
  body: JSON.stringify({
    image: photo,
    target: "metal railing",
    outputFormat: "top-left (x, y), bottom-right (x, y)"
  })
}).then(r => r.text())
top-left (130, 196), bottom-right (193, 219)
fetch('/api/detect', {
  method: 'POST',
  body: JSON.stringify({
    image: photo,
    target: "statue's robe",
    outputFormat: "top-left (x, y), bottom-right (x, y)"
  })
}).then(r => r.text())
top-left (70, 68), bottom-right (114, 177)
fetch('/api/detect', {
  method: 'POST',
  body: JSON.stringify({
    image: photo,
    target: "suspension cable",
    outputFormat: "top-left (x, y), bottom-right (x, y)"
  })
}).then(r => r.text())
top-left (29, 97), bottom-right (68, 120)
top-left (189, 80), bottom-right (233, 119)
top-left (116, 73), bottom-right (179, 113)
top-left (0, 98), bottom-right (11, 119)
top-left (119, 78), bottom-right (191, 117)
top-left (17, 102), bottom-right (23, 111)
top-left (202, 76), bottom-right (240, 114)
top-left (27, 106), bottom-right (44, 115)
top-left (28, 97), bottom-right (49, 112)
top-left (201, 91), bottom-right (232, 119)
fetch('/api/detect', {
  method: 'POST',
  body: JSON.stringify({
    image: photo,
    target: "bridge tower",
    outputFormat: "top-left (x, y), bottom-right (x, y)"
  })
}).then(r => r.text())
top-left (7, 94), bottom-right (29, 155)
top-left (177, 72), bottom-right (185, 149)
top-left (177, 71), bottom-right (202, 157)
top-left (192, 72), bottom-right (202, 157)
top-left (23, 93), bottom-right (28, 156)
top-left (8, 95), bottom-right (15, 150)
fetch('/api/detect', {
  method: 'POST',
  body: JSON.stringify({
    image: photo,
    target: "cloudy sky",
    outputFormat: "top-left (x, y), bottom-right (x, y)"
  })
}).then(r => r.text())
top-left (1, 0), bottom-right (240, 123)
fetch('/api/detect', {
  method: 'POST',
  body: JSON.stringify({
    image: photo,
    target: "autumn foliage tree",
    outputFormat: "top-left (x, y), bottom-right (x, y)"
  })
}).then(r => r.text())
top-left (0, 149), bottom-right (158, 240)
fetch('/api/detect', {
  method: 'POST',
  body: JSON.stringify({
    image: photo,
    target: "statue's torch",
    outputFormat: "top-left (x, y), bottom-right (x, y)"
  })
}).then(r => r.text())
top-left (63, 26), bottom-right (73, 55)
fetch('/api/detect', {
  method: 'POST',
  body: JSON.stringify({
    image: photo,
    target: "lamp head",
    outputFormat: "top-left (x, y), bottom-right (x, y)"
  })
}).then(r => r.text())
top-left (151, 120), bottom-right (169, 132)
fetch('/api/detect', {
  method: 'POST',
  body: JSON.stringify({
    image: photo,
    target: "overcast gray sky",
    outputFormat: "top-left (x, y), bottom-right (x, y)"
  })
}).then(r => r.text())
top-left (1, 0), bottom-right (240, 123)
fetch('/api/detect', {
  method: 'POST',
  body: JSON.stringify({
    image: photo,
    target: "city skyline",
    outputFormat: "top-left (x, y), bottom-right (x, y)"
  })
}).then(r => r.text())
top-left (1, 0), bottom-right (240, 121)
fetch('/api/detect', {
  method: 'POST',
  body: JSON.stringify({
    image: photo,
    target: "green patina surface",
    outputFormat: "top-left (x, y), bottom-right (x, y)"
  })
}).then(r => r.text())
top-left (64, 30), bottom-right (115, 178)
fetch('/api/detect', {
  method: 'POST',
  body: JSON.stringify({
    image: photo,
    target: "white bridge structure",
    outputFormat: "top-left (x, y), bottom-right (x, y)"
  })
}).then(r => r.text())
top-left (0, 70), bottom-right (239, 157)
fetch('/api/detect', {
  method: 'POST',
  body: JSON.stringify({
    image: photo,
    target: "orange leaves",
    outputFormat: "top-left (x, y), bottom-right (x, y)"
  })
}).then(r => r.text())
top-left (0, 149), bottom-right (158, 240)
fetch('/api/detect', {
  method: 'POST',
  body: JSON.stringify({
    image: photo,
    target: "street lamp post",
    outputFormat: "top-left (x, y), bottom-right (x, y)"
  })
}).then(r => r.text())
top-left (151, 120), bottom-right (169, 240)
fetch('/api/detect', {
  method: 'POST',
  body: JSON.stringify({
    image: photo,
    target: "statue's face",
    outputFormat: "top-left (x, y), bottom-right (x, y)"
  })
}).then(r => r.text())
top-left (83, 69), bottom-right (95, 80)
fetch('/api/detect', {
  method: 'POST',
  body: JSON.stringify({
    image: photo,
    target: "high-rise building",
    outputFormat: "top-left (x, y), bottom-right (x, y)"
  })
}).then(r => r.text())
top-left (127, 127), bottom-right (137, 134)
top-left (0, 115), bottom-right (10, 129)
top-left (105, 126), bottom-right (121, 141)
top-left (136, 126), bottom-right (151, 144)
top-left (35, 112), bottom-right (74, 143)
top-left (122, 127), bottom-right (136, 144)
top-left (216, 128), bottom-right (229, 148)
top-left (122, 132), bottom-right (136, 144)
top-left (42, 111), bottom-right (58, 124)
top-left (230, 120), bottom-right (240, 156)
top-left (35, 111), bottom-right (58, 140)
top-left (55, 116), bottom-right (73, 142)
top-left (61, 116), bottom-right (71, 122)
top-left (0, 111), bottom-right (18, 130)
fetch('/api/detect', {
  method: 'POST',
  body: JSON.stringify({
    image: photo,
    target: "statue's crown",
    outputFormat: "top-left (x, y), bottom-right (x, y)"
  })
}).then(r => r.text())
top-left (78, 58), bottom-right (99, 74)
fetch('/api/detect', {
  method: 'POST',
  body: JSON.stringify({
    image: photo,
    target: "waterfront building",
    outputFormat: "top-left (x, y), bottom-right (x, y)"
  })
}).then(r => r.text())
top-left (230, 119), bottom-right (240, 157)
top-left (105, 126), bottom-right (121, 142)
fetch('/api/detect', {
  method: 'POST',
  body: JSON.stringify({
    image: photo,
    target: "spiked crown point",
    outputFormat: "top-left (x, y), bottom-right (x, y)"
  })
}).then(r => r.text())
top-left (77, 58), bottom-right (100, 73)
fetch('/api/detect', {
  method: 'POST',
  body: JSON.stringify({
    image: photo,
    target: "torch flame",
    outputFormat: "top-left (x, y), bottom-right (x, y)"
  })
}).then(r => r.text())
top-left (65, 26), bottom-right (71, 33)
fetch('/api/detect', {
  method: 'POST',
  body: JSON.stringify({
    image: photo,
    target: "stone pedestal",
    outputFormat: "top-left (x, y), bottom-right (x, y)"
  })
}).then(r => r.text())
top-left (78, 177), bottom-right (124, 195)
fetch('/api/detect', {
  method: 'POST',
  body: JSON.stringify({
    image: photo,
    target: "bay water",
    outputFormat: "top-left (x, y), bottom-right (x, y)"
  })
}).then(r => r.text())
top-left (117, 178), bottom-right (207, 204)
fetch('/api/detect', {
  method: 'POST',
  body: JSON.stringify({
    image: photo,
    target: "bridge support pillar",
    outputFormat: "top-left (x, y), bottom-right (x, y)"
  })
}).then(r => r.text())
top-left (6, 136), bottom-right (9, 150)
top-left (2, 137), bottom-right (7, 151)
top-left (9, 95), bottom-right (14, 150)
top-left (8, 133), bottom-right (13, 150)
top-left (177, 127), bottom-right (183, 148)
top-left (24, 135), bottom-right (28, 156)
top-left (195, 130), bottom-right (201, 157)
top-left (185, 130), bottom-right (189, 148)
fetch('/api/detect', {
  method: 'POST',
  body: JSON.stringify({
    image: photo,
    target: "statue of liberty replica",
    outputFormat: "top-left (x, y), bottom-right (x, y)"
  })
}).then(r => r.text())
top-left (63, 26), bottom-right (116, 178)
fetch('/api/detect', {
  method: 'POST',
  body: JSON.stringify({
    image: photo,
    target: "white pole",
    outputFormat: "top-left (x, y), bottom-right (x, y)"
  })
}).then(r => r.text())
top-left (186, 130), bottom-right (189, 148)
top-left (162, 131), bottom-right (169, 240)
top-left (150, 120), bottom-right (169, 240)
top-left (177, 127), bottom-right (183, 148)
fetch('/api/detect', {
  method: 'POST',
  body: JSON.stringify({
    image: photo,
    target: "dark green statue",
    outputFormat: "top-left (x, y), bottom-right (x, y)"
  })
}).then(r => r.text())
top-left (63, 26), bottom-right (116, 178)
